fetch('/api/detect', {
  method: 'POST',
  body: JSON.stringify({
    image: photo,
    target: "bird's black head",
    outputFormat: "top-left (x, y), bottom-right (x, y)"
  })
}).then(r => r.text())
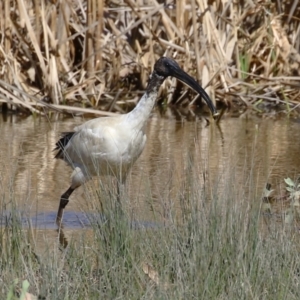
top-left (153, 57), bottom-right (181, 78)
top-left (151, 56), bottom-right (219, 118)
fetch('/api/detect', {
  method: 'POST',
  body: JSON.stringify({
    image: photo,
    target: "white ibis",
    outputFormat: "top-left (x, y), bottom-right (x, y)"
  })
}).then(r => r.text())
top-left (54, 57), bottom-right (218, 225)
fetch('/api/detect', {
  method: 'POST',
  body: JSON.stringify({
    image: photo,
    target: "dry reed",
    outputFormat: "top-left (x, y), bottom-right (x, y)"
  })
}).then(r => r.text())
top-left (0, 0), bottom-right (300, 116)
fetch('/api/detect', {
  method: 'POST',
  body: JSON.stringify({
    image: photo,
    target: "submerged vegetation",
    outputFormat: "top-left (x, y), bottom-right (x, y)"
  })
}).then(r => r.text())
top-left (0, 0), bottom-right (300, 116)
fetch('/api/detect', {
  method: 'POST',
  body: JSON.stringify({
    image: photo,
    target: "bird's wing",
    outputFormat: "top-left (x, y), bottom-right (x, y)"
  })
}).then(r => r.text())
top-left (66, 116), bottom-right (126, 160)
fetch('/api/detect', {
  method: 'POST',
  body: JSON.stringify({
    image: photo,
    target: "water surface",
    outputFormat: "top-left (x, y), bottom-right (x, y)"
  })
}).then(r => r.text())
top-left (1, 110), bottom-right (300, 238)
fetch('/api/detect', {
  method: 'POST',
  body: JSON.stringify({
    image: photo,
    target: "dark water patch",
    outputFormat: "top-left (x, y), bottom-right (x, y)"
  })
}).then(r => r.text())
top-left (30, 211), bottom-right (94, 229)
top-left (0, 210), bottom-right (162, 230)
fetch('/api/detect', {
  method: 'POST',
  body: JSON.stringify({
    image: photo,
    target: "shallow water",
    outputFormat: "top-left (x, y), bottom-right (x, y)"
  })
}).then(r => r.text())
top-left (1, 110), bottom-right (300, 238)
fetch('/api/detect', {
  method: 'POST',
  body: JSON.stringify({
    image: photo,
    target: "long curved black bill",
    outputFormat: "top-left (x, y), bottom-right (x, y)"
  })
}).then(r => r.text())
top-left (172, 68), bottom-right (219, 118)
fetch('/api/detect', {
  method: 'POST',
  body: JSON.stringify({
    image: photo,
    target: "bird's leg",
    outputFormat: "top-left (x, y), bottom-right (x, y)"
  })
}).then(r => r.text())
top-left (56, 186), bottom-right (75, 226)
top-left (116, 176), bottom-right (127, 206)
top-left (116, 181), bottom-right (123, 214)
top-left (57, 226), bottom-right (69, 249)
top-left (115, 174), bottom-right (127, 216)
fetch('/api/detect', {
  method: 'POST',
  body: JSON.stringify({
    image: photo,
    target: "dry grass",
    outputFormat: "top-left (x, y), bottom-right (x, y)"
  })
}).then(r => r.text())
top-left (0, 0), bottom-right (300, 116)
top-left (2, 154), bottom-right (300, 299)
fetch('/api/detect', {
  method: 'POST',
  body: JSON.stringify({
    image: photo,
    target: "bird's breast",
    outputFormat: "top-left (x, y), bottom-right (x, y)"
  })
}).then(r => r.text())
top-left (63, 122), bottom-right (147, 178)
top-left (111, 128), bottom-right (146, 165)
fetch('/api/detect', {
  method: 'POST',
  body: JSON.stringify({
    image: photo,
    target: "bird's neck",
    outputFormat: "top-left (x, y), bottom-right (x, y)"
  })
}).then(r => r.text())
top-left (126, 72), bottom-right (164, 130)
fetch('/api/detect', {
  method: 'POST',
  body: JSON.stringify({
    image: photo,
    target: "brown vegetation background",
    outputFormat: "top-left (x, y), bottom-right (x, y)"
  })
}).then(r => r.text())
top-left (0, 0), bottom-right (300, 116)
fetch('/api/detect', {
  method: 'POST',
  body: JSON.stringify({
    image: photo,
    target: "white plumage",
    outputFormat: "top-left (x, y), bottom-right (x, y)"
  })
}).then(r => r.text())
top-left (54, 57), bottom-right (218, 225)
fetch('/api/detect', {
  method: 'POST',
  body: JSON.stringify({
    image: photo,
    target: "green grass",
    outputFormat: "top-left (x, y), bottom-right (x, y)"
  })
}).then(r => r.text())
top-left (1, 165), bottom-right (300, 299)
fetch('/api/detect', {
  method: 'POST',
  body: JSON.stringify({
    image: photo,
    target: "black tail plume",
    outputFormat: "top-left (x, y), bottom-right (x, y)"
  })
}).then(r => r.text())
top-left (54, 132), bottom-right (75, 159)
